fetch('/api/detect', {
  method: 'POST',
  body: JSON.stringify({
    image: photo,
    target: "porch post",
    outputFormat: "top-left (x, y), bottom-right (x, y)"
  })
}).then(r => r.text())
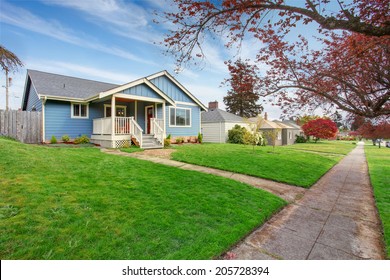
top-left (134, 100), bottom-right (138, 121)
top-left (162, 101), bottom-right (166, 138)
top-left (111, 95), bottom-right (116, 136)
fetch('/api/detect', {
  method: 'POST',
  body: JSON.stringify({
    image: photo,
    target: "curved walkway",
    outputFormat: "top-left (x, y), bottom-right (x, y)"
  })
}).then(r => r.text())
top-left (101, 143), bottom-right (385, 259)
top-left (101, 148), bottom-right (305, 202)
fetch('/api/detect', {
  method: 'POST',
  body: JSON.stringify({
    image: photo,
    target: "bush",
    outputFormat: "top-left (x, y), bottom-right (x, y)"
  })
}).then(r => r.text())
top-left (61, 135), bottom-right (70, 143)
top-left (164, 138), bottom-right (171, 147)
top-left (175, 137), bottom-right (184, 144)
top-left (74, 135), bottom-right (90, 144)
top-left (198, 132), bottom-right (203, 144)
top-left (228, 125), bottom-right (248, 144)
top-left (242, 130), bottom-right (254, 145)
top-left (50, 135), bottom-right (57, 144)
top-left (295, 135), bottom-right (307, 143)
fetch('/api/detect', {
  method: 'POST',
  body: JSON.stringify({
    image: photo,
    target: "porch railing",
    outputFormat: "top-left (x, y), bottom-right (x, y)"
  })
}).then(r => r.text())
top-left (150, 118), bottom-right (164, 145)
top-left (93, 117), bottom-right (112, 135)
top-left (115, 117), bottom-right (131, 135)
top-left (129, 117), bottom-right (143, 147)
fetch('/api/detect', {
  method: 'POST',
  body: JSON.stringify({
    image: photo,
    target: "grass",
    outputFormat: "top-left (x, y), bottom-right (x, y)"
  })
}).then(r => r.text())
top-left (171, 141), bottom-right (355, 188)
top-left (0, 138), bottom-right (286, 259)
top-left (120, 146), bottom-right (144, 153)
top-left (365, 144), bottom-right (390, 259)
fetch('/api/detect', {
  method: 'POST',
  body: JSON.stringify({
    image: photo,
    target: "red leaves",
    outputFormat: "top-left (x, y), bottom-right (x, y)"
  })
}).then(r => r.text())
top-left (302, 118), bottom-right (338, 140)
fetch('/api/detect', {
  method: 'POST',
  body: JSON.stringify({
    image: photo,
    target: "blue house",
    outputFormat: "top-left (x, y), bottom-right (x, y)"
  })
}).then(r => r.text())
top-left (21, 69), bottom-right (207, 148)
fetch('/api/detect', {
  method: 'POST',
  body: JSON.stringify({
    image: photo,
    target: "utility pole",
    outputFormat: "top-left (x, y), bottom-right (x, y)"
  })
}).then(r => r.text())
top-left (5, 69), bottom-right (9, 111)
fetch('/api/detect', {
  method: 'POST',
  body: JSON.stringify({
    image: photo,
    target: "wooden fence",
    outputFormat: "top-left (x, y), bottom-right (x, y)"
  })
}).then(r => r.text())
top-left (0, 110), bottom-right (42, 143)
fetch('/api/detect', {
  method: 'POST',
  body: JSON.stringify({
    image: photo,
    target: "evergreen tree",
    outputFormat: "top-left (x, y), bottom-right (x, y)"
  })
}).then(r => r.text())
top-left (223, 59), bottom-right (263, 118)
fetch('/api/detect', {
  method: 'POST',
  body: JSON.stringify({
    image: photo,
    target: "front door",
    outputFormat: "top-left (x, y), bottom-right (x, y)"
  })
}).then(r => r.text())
top-left (146, 106), bottom-right (154, 134)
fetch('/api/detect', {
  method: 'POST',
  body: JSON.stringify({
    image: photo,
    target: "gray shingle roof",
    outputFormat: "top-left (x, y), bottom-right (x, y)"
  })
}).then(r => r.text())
top-left (201, 108), bottom-right (245, 123)
top-left (28, 69), bottom-right (118, 99)
top-left (280, 120), bottom-right (302, 130)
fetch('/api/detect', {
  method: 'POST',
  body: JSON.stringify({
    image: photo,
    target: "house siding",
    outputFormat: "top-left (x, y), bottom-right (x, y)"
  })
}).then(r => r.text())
top-left (201, 122), bottom-right (224, 143)
top-left (149, 76), bottom-right (193, 103)
top-left (121, 84), bottom-right (162, 99)
top-left (166, 104), bottom-right (200, 136)
top-left (26, 84), bottom-right (42, 112)
top-left (45, 100), bottom-right (100, 141)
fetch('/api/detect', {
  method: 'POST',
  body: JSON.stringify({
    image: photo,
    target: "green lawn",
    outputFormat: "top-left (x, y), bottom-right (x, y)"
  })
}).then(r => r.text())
top-left (365, 145), bottom-right (390, 259)
top-left (172, 142), bottom-right (355, 188)
top-left (0, 138), bottom-right (286, 259)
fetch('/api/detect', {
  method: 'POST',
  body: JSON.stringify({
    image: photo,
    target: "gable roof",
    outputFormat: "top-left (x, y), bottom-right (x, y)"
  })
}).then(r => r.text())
top-left (202, 108), bottom-right (245, 123)
top-left (280, 120), bottom-right (302, 130)
top-left (147, 71), bottom-right (208, 111)
top-left (23, 69), bottom-right (207, 110)
top-left (26, 69), bottom-right (118, 100)
top-left (248, 117), bottom-right (284, 129)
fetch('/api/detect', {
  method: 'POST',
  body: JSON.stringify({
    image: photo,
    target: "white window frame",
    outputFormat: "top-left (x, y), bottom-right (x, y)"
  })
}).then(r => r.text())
top-left (71, 103), bottom-right (89, 119)
top-left (169, 106), bottom-right (191, 127)
top-left (104, 104), bottom-right (127, 117)
top-left (277, 131), bottom-right (282, 140)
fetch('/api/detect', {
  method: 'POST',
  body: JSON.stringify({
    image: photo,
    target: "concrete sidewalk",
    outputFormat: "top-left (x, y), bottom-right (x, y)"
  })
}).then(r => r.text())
top-left (227, 143), bottom-right (385, 259)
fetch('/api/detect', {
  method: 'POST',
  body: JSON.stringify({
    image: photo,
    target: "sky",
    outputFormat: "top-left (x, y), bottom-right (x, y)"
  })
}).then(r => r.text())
top-left (0, 0), bottom-right (334, 119)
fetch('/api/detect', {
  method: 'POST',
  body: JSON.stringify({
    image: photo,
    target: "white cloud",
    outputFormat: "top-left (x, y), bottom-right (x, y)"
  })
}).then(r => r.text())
top-left (0, 2), bottom-right (155, 65)
top-left (40, 0), bottom-right (163, 44)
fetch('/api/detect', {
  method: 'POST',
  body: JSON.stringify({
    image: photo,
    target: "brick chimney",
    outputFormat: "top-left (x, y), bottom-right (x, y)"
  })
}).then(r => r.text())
top-left (264, 112), bottom-right (268, 120)
top-left (208, 101), bottom-right (218, 110)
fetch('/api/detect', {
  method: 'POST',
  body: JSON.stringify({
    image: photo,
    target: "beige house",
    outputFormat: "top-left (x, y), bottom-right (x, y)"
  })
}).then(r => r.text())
top-left (249, 113), bottom-right (298, 146)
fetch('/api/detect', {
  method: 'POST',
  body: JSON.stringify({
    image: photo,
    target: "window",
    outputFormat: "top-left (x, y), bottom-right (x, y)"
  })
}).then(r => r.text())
top-left (71, 103), bottom-right (88, 118)
top-left (289, 132), bottom-right (292, 139)
top-left (277, 131), bottom-right (282, 140)
top-left (169, 107), bottom-right (191, 127)
top-left (104, 105), bottom-right (127, 117)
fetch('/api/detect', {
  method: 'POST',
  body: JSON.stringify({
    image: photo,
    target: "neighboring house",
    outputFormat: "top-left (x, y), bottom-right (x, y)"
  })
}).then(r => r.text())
top-left (201, 101), bottom-right (248, 143)
top-left (249, 113), bottom-right (297, 146)
top-left (22, 69), bottom-right (207, 148)
top-left (278, 120), bottom-right (303, 143)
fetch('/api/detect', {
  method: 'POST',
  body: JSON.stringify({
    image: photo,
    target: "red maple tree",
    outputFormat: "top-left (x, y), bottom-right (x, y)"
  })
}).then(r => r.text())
top-left (356, 120), bottom-right (390, 145)
top-left (161, 0), bottom-right (390, 118)
top-left (302, 118), bottom-right (338, 142)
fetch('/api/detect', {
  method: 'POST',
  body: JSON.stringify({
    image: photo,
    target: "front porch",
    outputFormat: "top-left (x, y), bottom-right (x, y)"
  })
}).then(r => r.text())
top-left (89, 93), bottom-right (166, 148)
top-left (91, 116), bottom-right (164, 148)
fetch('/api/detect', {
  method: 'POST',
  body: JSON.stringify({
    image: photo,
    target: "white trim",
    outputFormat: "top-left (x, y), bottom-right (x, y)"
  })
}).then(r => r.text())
top-left (146, 71), bottom-right (208, 111)
top-left (145, 105), bottom-right (154, 134)
top-left (71, 102), bottom-right (89, 119)
top-left (175, 101), bottom-right (198, 106)
top-left (42, 95), bottom-right (85, 102)
top-left (168, 106), bottom-right (191, 127)
top-left (163, 101), bottom-right (166, 136)
top-left (104, 104), bottom-right (127, 117)
top-left (113, 93), bottom-right (165, 104)
top-left (41, 96), bottom-right (46, 142)
top-left (99, 78), bottom-right (145, 98)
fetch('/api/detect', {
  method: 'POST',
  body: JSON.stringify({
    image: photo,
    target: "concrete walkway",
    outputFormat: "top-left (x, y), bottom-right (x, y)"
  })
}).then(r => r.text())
top-left (101, 148), bottom-right (305, 202)
top-left (101, 144), bottom-right (385, 259)
top-left (227, 143), bottom-right (385, 259)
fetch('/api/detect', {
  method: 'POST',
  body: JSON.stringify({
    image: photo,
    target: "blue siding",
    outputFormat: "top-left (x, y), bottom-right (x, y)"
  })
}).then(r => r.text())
top-left (121, 84), bottom-right (162, 99)
top-left (166, 104), bottom-right (200, 137)
top-left (157, 104), bottom-right (163, 119)
top-left (26, 84), bottom-right (42, 111)
top-left (45, 100), bottom-right (99, 141)
top-left (149, 76), bottom-right (193, 103)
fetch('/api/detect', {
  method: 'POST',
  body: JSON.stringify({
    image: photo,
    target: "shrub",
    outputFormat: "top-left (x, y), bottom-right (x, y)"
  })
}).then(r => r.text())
top-left (242, 130), bottom-right (255, 145)
top-left (50, 135), bottom-right (57, 144)
top-left (74, 135), bottom-right (90, 144)
top-left (175, 137), bottom-right (184, 144)
top-left (227, 125), bottom-right (248, 144)
top-left (166, 134), bottom-right (171, 140)
top-left (198, 132), bottom-right (203, 144)
top-left (295, 135), bottom-right (307, 143)
top-left (61, 135), bottom-right (70, 143)
top-left (164, 138), bottom-right (171, 147)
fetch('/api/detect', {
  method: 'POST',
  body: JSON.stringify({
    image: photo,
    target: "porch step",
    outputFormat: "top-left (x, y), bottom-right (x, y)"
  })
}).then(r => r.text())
top-left (133, 134), bottom-right (163, 149)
